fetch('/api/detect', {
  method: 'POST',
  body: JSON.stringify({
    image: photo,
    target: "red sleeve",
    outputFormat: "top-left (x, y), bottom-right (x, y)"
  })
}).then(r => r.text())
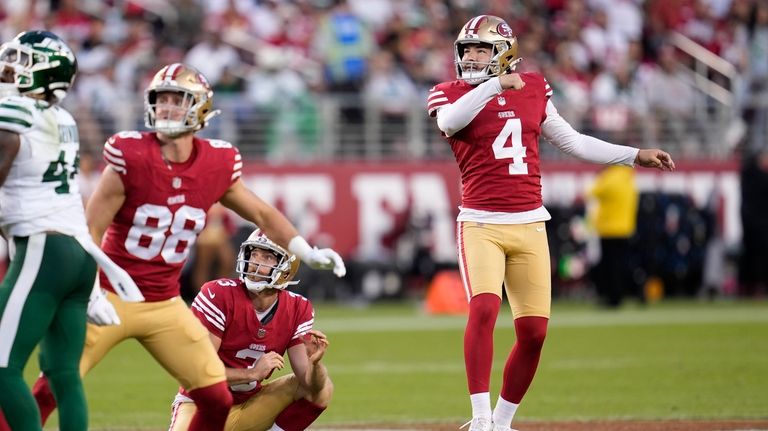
top-left (521, 72), bottom-right (552, 124)
top-left (102, 131), bottom-right (147, 188)
top-left (190, 279), bottom-right (233, 338)
top-left (427, 81), bottom-right (459, 117)
top-left (287, 292), bottom-right (315, 348)
top-left (199, 138), bottom-right (242, 188)
top-left (542, 76), bottom-right (553, 99)
top-left (230, 145), bottom-right (242, 186)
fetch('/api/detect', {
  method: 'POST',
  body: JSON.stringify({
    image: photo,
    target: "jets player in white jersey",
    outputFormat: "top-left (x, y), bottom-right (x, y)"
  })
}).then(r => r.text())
top-left (0, 30), bottom-right (140, 431)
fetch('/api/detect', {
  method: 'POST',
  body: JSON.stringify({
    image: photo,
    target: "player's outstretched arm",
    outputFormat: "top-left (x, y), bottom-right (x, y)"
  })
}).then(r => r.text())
top-left (86, 166), bottom-right (126, 244)
top-left (220, 180), bottom-right (346, 277)
top-left (635, 149), bottom-right (676, 171)
top-left (220, 179), bottom-right (299, 245)
top-left (287, 237), bottom-right (346, 277)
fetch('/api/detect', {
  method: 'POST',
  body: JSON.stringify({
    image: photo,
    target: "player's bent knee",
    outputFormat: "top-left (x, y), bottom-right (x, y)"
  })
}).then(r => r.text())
top-left (515, 316), bottom-right (548, 348)
top-left (188, 381), bottom-right (233, 414)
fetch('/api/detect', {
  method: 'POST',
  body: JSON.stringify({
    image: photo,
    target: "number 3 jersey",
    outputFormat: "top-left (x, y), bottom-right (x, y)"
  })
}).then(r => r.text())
top-left (100, 131), bottom-right (242, 301)
top-left (427, 73), bottom-right (551, 213)
top-left (0, 95), bottom-right (88, 237)
top-left (184, 279), bottom-right (315, 404)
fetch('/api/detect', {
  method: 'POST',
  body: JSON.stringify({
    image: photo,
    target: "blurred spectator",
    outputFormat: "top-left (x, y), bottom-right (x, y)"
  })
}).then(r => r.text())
top-left (68, 17), bottom-right (123, 150)
top-left (717, 0), bottom-right (750, 73)
top-left (590, 56), bottom-right (648, 144)
top-left (244, 0), bottom-right (282, 41)
top-left (245, 47), bottom-right (319, 161)
top-left (112, 14), bottom-right (156, 96)
top-left (213, 66), bottom-right (246, 94)
top-left (738, 148), bottom-right (768, 295)
top-left (706, 0), bottom-right (735, 20)
top-left (363, 49), bottom-right (418, 153)
top-left (643, 44), bottom-right (698, 155)
top-left (581, 6), bottom-right (628, 70)
top-left (312, 0), bottom-right (374, 154)
top-left (745, 1), bottom-right (768, 152)
top-left (214, 0), bottom-right (251, 32)
top-left (313, 0), bottom-right (374, 93)
top-left (603, 0), bottom-right (643, 44)
top-left (0, 0), bottom-right (753, 163)
top-left (168, 0), bottom-right (205, 50)
top-left (680, 0), bottom-right (718, 49)
top-left (547, 42), bottom-right (591, 128)
top-left (184, 28), bottom-right (241, 87)
top-left (586, 165), bottom-right (639, 307)
top-left (48, 0), bottom-right (92, 46)
top-left (348, 0), bottom-right (395, 31)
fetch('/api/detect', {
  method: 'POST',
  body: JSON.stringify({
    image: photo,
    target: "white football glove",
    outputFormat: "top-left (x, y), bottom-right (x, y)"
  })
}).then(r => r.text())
top-left (289, 236), bottom-right (346, 277)
top-left (87, 281), bottom-right (121, 326)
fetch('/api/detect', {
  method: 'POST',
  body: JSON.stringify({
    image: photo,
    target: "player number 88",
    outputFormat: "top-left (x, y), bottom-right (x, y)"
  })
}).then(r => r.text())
top-left (125, 203), bottom-right (206, 263)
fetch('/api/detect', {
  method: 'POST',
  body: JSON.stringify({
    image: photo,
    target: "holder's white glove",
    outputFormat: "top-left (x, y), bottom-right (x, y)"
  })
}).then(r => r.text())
top-left (87, 281), bottom-right (121, 326)
top-left (288, 236), bottom-right (346, 277)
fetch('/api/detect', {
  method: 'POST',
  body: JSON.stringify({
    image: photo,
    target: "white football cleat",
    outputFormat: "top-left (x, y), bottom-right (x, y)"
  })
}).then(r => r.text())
top-left (460, 417), bottom-right (493, 431)
top-left (492, 425), bottom-right (518, 431)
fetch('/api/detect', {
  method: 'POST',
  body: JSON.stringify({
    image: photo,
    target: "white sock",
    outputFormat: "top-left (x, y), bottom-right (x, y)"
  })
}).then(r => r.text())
top-left (470, 392), bottom-right (492, 418)
top-left (492, 395), bottom-right (519, 427)
top-left (269, 425), bottom-right (285, 431)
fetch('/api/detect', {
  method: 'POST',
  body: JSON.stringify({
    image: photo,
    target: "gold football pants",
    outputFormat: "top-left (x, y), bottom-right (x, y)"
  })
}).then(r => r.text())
top-left (457, 221), bottom-right (551, 318)
top-left (169, 375), bottom-right (299, 431)
top-left (80, 292), bottom-right (225, 390)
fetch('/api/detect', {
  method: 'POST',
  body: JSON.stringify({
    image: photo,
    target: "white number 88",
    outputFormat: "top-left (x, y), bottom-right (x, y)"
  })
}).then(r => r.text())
top-left (125, 204), bottom-right (206, 263)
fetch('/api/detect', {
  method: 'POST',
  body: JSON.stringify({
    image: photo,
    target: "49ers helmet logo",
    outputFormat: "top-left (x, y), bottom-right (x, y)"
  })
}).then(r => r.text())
top-left (496, 23), bottom-right (514, 38)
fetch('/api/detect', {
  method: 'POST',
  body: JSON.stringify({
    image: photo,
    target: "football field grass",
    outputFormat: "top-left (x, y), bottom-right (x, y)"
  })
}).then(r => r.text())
top-left (27, 299), bottom-right (768, 429)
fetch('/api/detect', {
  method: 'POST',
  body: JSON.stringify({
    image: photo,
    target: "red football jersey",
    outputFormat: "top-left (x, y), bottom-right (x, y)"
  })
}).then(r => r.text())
top-left (187, 279), bottom-right (315, 404)
top-left (100, 131), bottom-right (242, 301)
top-left (427, 73), bottom-right (552, 212)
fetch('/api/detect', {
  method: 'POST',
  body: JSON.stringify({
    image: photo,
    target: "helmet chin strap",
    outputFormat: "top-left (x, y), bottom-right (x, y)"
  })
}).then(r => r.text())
top-left (244, 279), bottom-right (271, 292)
top-left (244, 278), bottom-right (298, 293)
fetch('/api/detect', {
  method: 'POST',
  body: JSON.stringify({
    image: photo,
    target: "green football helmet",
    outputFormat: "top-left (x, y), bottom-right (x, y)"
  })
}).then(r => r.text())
top-left (0, 30), bottom-right (77, 103)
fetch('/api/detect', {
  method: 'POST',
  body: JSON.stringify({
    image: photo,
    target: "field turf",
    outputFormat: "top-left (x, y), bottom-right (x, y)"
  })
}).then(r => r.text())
top-left (27, 299), bottom-right (768, 429)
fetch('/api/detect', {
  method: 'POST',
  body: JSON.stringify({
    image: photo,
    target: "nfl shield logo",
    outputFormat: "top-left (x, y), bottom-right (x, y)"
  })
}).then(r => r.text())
top-left (257, 328), bottom-right (267, 338)
top-left (172, 177), bottom-right (182, 189)
top-left (497, 96), bottom-right (506, 106)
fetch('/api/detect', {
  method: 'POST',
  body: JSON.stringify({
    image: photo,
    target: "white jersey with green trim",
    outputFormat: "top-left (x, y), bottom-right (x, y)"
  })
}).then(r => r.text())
top-left (0, 95), bottom-right (88, 237)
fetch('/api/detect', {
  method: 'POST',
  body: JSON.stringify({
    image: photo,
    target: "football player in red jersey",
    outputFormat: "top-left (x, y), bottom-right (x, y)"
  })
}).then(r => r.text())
top-left (17, 63), bottom-right (345, 431)
top-left (168, 229), bottom-right (332, 431)
top-left (427, 15), bottom-right (675, 431)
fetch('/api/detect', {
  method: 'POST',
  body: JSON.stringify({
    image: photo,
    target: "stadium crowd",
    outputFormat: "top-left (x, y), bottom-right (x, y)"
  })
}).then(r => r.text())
top-left (0, 0), bottom-right (765, 159)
